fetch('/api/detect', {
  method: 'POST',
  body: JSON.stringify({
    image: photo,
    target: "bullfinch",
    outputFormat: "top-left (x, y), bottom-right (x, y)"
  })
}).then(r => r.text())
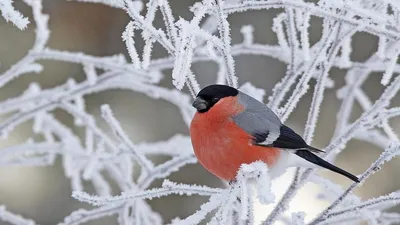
top-left (190, 84), bottom-right (359, 183)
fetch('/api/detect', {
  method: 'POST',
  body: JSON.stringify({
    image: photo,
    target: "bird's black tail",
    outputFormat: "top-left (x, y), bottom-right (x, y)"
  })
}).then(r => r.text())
top-left (295, 149), bottom-right (360, 183)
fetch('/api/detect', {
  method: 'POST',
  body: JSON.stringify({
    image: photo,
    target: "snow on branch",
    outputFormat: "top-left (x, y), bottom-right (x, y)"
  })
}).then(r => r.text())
top-left (309, 143), bottom-right (400, 225)
top-left (2, 0), bottom-right (400, 224)
top-left (73, 179), bottom-right (223, 206)
top-left (0, 0), bottom-right (29, 30)
top-left (73, 161), bottom-right (273, 225)
top-left (0, 205), bottom-right (36, 225)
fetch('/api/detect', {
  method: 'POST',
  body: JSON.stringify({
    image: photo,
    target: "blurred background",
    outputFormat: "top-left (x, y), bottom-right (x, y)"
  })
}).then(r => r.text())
top-left (0, 0), bottom-right (400, 224)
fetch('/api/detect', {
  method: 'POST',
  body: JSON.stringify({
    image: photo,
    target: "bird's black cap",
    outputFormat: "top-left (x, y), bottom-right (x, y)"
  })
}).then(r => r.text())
top-left (196, 84), bottom-right (238, 100)
top-left (192, 85), bottom-right (239, 113)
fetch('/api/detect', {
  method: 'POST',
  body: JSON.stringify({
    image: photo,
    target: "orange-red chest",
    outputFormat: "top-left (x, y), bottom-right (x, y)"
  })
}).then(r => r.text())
top-left (189, 97), bottom-right (280, 181)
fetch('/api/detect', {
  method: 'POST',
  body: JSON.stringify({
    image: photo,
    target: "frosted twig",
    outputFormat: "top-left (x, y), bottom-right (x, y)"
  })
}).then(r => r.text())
top-left (279, 21), bottom-right (341, 122)
top-left (0, 205), bottom-right (36, 225)
top-left (268, 10), bottom-right (298, 112)
top-left (303, 23), bottom-right (354, 143)
top-left (158, 0), bottom-right (178, 45)
top-left (0, 0), bottom-right (29, 29)
top-left (122, 21), bottom-right (141, 68)
top-left (274, 73), bottom-right (400, 223)
top-left (101, 104), bottom-right (153, 172)
top-left (325, 75), bottom-right (400, 158)
top-left (172, 193), bottom-right (225, 225)
top-left (140, 0), bottom-right (157, 69)
top-left (215, 0), bottom-right (238, 88)
top-left (58, 205), bottom-right (121, 225)
top-left (172, 20), bottom-right (196, 90)
top-left (223, 1), bottom-right (400, 40)
top-left (240, 25), bottom-right (254, 46)
top-left (334, 64), bottom-right (371, 137)
top-left (137, 154), bottom-right (197, 189)
top-left (299, 11), bottom-right (310, 61)
top-left (310, 144), bottom-right (400, 225)
top-left (322, 193), bottom-right (400, 224)
top-left (71, 0), bottom-right (132, 9)
top-left (0, 0), bottom-right (48, 88)
top-left (59, 102), bottom-right (118, 152)
top-left (124, 0), bottom-right (175, 54)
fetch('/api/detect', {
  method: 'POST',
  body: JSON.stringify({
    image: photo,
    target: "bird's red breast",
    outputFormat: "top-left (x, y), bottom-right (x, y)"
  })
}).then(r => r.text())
top-left (190, 96), bottom-right (281, 181)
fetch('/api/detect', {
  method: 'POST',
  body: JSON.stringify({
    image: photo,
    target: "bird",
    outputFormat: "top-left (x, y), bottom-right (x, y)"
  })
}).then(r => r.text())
top-left (189, 84), bottom-right (359, 183)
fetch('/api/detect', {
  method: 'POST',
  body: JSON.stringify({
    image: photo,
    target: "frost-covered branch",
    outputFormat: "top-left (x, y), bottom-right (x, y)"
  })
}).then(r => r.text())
top-left (73, 161), bottom-right (273, 225)
top-left (310, 143), bottom-right (400, 225)
top-left (0, 205), bottom-right (36, 225)
top-left (0, 0), bottom-right (29, 29)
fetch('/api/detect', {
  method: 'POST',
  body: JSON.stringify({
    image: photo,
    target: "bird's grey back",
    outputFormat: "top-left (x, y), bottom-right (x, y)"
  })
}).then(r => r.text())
top-left (232, 92), bottom-right (282, 145)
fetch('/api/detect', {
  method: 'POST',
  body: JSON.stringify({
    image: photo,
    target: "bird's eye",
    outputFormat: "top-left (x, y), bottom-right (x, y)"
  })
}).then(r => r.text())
top-left (211, 97), bottom-right (219, 103)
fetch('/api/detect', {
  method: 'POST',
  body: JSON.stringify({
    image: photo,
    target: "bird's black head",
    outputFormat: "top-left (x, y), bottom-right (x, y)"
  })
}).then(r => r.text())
top-left (192, 84), bottom-right (239, 113)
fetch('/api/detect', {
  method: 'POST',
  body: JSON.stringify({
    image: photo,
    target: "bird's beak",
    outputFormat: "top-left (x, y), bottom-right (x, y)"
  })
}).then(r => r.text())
top-left (192, 97), bottom-right (208, 111)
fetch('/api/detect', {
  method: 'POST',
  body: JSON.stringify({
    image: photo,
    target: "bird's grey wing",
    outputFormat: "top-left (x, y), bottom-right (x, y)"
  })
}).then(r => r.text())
top-left (233, 92), bottom-right (316, 151)
top-left (233, 92), bottom-right (281, 145)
